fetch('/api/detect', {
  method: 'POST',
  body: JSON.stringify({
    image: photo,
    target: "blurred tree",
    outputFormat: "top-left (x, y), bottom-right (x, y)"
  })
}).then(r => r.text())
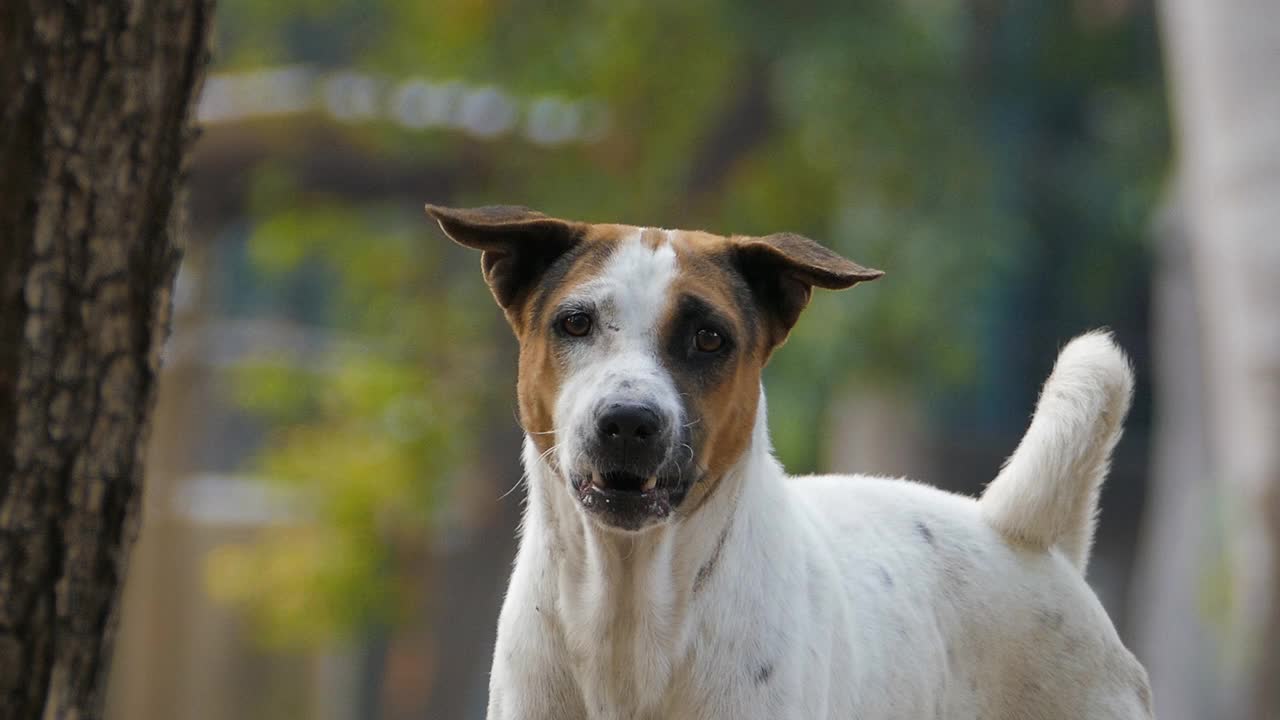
top-left (206, 189), bottom-right (500, 647)
top-left (0, 2), bottom-right (213, 719)
top-left (1139, 1), bottom-right (1280, 718)
top-left (1130, 194), bottom-right (1223, 720)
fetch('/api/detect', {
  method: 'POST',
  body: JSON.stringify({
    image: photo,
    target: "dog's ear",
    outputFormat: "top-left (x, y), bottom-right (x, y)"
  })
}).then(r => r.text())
top-left (426, 204), bottom-right (586, 323)
top-left (734, 232), bottom-right (883, 349)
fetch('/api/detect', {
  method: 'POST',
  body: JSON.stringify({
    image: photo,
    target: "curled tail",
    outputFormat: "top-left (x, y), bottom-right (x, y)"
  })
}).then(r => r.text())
top-left (980, 331), bottom-right (1134, 571)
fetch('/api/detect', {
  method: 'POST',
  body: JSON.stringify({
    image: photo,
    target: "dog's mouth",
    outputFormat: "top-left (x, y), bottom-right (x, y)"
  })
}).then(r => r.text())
top-left (590, 470), bottom-right (659, 494)
top-left (570, 468), bottom-right (691, 531)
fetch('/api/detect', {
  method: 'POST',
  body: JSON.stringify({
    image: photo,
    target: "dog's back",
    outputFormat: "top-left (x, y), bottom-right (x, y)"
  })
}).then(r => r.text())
top-left (786, 332), bottom-right (1152, 719)
top-left (791, 475), bottom-right (1151, 718)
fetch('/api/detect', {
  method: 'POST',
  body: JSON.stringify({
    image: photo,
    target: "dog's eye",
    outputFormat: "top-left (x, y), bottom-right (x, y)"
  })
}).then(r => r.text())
top-left (694, 328), bottom-right (724, 353)
top-left (561, 312), bottom-right (593, 337)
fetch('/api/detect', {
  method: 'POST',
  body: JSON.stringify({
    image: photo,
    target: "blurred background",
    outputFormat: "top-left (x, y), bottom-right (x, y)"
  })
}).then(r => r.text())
top-left (101, 1), bottom-right (1280, 719)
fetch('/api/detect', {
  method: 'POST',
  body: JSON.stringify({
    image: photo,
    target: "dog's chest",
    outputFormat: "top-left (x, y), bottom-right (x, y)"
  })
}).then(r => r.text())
top-left (558, 563), bottom-right (696, 717)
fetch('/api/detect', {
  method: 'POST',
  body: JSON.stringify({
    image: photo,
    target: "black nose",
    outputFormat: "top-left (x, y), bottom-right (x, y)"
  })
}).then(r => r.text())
top-left (596, 403), bottom-right (664, 460)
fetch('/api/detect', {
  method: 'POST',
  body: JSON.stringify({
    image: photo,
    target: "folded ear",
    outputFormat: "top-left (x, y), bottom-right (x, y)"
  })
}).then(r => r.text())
top-left (425, 204), bottom-right (586, 320)
top-left (735, 232), bottom-right (883, 349)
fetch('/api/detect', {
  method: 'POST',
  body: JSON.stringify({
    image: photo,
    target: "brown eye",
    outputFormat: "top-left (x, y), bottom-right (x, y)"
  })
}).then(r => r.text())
top-left (561, 312), bottom-right (592, 337)
top-left (694, 328), bottom-right (724, 353)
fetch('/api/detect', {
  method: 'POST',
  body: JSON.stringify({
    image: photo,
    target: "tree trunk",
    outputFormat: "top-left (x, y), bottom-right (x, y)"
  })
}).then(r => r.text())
top-left (1158, 0), bottom-right (1280, 717)
top-left (1130, 193), bottom-right (1226, 720)
top-left (0, 2), bottom-right (213, 718)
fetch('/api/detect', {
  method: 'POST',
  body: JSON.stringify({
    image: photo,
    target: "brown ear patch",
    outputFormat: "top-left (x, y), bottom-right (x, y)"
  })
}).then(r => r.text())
top-left (734, 232), bottom-right (882, 349)
top-left (425, 204), bottom-right (587, 317)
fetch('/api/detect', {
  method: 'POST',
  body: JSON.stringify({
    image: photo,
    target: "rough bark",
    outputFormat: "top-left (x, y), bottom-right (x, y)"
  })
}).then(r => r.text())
top-left (0, 2), bottom-right (213, 719)
top-left (1158, 0), bottom-right (1280, 717)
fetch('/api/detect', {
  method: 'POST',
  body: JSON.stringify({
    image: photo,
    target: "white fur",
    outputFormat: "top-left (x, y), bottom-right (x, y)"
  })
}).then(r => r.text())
top-left (488, 331), bottom-right (1153, 719)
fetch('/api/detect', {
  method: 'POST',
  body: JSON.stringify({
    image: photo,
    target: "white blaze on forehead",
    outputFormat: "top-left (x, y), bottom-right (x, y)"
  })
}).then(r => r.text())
top-left (562, 227), bottom-right (678, 344)
top-left (596, 228), bottom-right (678, 340)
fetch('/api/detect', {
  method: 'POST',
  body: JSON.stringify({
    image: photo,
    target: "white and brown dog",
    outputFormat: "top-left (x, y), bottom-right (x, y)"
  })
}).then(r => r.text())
top-left (427, 204), bottom-right (1153, 720)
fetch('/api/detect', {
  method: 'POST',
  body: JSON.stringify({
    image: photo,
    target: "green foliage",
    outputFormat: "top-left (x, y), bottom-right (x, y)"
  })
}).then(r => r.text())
top-left (212, 350), bottom-right (466, 646)
top-left (208, 174), bottom-right (499, 647)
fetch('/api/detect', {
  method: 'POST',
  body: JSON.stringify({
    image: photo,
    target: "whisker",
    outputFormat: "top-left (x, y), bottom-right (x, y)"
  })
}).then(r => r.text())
top-left (536, 442), bottom-right (560, 465)
top-left (499, 442), bottom-right (560, 501)
top-left (511, 405), bottom-right (560, 436)
top-left (497, 476), bottom-right (527, 501)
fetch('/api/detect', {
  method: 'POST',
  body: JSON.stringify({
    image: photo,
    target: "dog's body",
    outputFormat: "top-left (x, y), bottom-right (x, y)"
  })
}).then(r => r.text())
top-left (427, 205), bottom-right (1152, 720)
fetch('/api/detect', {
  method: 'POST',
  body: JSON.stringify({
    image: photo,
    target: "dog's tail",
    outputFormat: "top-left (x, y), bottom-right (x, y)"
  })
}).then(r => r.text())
top-left (979, 331), bottom-right (1133, 572)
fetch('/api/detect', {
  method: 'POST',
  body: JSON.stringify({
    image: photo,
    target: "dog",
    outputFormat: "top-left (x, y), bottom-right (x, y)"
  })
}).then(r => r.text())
top-left (427, 204), bottom-right (1153, 720)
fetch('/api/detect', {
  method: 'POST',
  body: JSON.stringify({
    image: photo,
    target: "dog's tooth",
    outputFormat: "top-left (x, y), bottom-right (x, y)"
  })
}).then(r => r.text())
top-left (642, 476), bottom-right (657, 492)
top-left (591, 471), bottom-right (603, 488)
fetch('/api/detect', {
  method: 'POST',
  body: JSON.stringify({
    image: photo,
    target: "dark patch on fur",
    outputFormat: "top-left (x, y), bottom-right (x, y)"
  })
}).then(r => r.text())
top-left (753, 662), bottom-right (774, 686)
top-left (663, 293), bottom-right (738, 387)
top-left (915, 520), bottom-right (936, 547)
top-left (939, 558), bottom-right (972, 599)
top-left (1036, 607), bottom-right (1066, 632)
top-left (1017, 677), bottom-right (1045, 704)
top-left (876, 565), bottom-right (894, 589)
top-left (693, 519), bottom-right (732, 594)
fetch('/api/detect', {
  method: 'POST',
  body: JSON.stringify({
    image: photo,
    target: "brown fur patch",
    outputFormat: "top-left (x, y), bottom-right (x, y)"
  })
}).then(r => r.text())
top-left (639, 226), bottom-right (668, 250)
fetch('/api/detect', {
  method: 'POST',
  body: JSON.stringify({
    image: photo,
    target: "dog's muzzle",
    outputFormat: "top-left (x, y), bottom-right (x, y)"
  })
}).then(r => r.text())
top-left (571, 400), bottom-right (692, 531)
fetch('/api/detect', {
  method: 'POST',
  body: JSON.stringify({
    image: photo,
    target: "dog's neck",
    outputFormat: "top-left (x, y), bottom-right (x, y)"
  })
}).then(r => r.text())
top-left (518, 388), bottom-right (788, 710)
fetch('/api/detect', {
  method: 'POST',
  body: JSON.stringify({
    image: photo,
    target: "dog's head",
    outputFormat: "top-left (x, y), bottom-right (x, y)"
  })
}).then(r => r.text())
top-left (428, 205), bottom-right (881, 531)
